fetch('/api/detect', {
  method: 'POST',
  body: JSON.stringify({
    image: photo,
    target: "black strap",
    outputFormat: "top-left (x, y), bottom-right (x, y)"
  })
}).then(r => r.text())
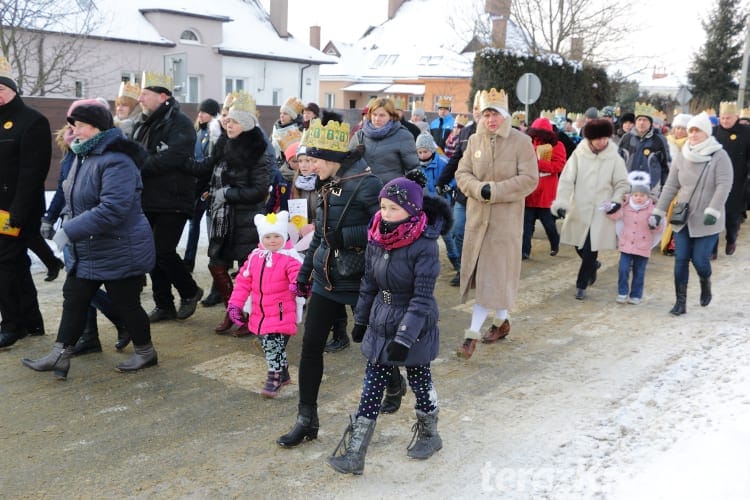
top-left (334, 176), bottom-right (367, 232)
top-left (684, 161), bottom-right (709, 207)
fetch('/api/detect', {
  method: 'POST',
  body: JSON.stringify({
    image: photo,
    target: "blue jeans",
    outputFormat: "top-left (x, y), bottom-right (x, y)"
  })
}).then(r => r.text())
top-left (617, 252), bottom-right (649, 299)
top-left (673, 229), bottom-right (717, 285)
top-left (453, 201), bottom-right (466, 260)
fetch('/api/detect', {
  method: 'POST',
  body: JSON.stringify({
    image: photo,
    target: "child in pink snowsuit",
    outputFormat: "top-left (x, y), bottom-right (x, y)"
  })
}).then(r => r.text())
top-left (227, 211), bottom-right (303, 398)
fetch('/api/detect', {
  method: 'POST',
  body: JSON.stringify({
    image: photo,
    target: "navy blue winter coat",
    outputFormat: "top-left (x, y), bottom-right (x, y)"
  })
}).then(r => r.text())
top-left (356, 195), bottom-right (453, 366)
top-left (62, 129), bottom-right (155, 280)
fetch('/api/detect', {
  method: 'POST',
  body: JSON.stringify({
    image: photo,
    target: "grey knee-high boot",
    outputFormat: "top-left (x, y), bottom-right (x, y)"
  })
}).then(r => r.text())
top-left (407, 409), bottom-right (443, 460)
top-left (115, 343), bottom-right (158, 372)
top-left (21, 342), bottom-right (73, 380)
top-left (326, 415), bottom-right (377, 475)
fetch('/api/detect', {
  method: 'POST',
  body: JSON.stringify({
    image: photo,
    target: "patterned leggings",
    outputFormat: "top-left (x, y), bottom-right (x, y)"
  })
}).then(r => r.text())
top-left (259, 333), bottom-right (289, 371)
top-left (356, 362), bottom-right (438, 419)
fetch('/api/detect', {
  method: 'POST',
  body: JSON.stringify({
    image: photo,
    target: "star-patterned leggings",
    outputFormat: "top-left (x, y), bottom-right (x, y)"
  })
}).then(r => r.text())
top-left (356, 362), bottom-right (438, 419)
top-left (259, 333), bottom-right (289, 371)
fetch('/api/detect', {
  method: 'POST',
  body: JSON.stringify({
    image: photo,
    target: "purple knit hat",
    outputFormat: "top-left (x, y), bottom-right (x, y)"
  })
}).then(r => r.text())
top-left (379, 177), bottom-right (423, 216)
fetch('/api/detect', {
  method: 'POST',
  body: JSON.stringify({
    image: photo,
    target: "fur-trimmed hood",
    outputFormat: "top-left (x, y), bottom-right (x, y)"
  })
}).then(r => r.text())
top-left (423, 194), bottom-right (454, 237)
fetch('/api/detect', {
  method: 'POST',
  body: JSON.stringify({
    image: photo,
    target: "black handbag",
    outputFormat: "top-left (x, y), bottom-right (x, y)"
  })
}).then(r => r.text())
top-left (669, 162), bottom-right (708, 226)
top-left (325, 176), bottom-right (367, 278)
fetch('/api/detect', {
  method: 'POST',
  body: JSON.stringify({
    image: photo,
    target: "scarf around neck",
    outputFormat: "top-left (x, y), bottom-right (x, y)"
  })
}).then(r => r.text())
top-left (362, 119), bottom-right (400, 140)
top-left (368, 211), bottom-right (427, 250)
top-left (682, 136), bottom-right (723, 163)
top-left (295, 173), bottom-right (317, 191)
top-left (70, 128), bottom-right (119, 156)
top-left (628, 196), bottom-right (651, 211)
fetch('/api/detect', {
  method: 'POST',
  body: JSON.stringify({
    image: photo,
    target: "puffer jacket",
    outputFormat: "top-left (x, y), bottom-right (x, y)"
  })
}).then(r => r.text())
top-left (356, 195), bottom-right (453, 366)
top-left (299, 156), bottom-right (382, 304)
top-left (229, 241), bottom-right (302, 335)
top-left (62, 128), bottom-right (155, 280)
top-left (133, 97), bottom-right (196, 215)
top-left (525, 117), bottom-right (567, 208)
top-left (350, 122), bottom-right (419, 183)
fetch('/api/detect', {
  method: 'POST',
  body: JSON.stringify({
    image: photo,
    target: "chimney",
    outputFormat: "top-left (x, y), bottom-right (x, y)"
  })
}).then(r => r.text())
top-left (569, 37), bottom-right (583, 61)
top-left (270, 0), bottom-right (289, 38)
top-left (310, 25), bottom-right (321, 50)
top-left (485, 0), bottom-right (510, 48)
top-left (388, 0), bottom-right (404, 20)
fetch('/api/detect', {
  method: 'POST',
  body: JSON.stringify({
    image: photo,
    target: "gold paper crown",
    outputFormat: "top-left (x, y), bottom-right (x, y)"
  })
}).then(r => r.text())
top-left (540, 109), bottom-right (554, 120)
top-left (229, 91), bottom-right (257, 115)
top-left (118, 81), bottom-right (141, 101)
top-left (720, 101), bottom-right (737, 115)
top-left (567, 112), bottom-right (577, 120)
top-left (653, 110), bottom-right (667, 122)
top-left (455, 114), bottom-right (469, 126)
top-left (223, 91), bottom-right (239, 110)
top-left (634, 101), bottom-right (656, 118)
top-left (740, 108), bottom-right (750, 119)
top-left (390, 96), bottom-right (406, 110)
top-left (512, 110), bottom-right (526, 120)
top-left (554, 107), bottom-right (567, 117)
top-left (141, 71), bottom-right (173, 92)
top-left (478, 88), bottom-right (508, 113)
top-left (473, 90), bottom-right (481, 111)
top-left (436, 96), bottom-right (452, 109)
top-left (278, 128), bottom-right (303, 151)
top-left (0, 56), bottom-right (14, 82)
top-left (282, 96), bottom-right (304, 115)
top-left (302, 118), bottom-right (350, 153)
top-left (412, 99), bottom-right (424, 111)
top-left (704, 107), bottom-right (716, 117)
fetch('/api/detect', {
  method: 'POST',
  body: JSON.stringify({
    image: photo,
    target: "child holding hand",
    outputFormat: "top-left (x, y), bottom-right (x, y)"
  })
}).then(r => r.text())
top-left (227, 211), bottom-right (304, 398)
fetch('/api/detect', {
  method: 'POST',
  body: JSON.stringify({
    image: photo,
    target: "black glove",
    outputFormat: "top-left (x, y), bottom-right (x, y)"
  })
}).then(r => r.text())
top-left (40, 219), bottom-right (55, 239)
top-left (294, 281), bottom-right (311, 298)
top-left (606, 202), bottom-right (621, 215)
top-left (405, 168), bottom-right (427, 188)
top-left (481, 184), bottom-right (491, 200)
top-left (554, 208), bottom-right (566, 219)
top-left (435, 184), bottom-right (452, 195)
top-left (704, 213), bottom-right (717, 225)
top-left (648, 214), bottom-right (661, 229)
top-left (325, 229), bottom-right (343, 250)
top-left (351, 323), bottom-right (367, 343)
top-left (386, 341), bottom-right (410, 362)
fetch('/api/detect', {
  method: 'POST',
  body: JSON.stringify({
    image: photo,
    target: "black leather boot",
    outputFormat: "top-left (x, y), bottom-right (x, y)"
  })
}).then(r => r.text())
top-left (380, 370), bottom-right (407, 414)
top-left (114, 324), bottom-right (130, 351)
top-left (277, 404), bottom-right (319, 447)
top-left (327, 415), bottom-right (377, 475)
top-left (670, 283), bottom-right (688, 316)
top-left (699, 277), bottom-right (712, 306)
top-left (324, 317), bottom-right (350, 353)
top-left (70, 314), bottom-right (102, 356)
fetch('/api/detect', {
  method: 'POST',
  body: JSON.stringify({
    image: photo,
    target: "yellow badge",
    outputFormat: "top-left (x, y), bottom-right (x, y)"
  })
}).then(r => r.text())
top-left (643, 148), bottom-right (650, 156)
top-left (3, 121), bottom-right (12, 129)
top-left (730, 134), bottom-right (737, 140)
top-left (474, 151), bottom-right (482, 159)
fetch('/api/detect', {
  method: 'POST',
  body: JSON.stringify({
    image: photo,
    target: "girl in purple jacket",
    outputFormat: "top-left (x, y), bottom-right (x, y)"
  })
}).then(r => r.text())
top-left (607, 172), bottom-right (664, 305)
top-left (227, 211), bottom-right (303, 398)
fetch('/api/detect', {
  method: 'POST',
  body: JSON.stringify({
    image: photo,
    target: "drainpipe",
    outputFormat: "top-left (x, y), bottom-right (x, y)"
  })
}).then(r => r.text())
top-left (300, 63), bottom-right (312, 99)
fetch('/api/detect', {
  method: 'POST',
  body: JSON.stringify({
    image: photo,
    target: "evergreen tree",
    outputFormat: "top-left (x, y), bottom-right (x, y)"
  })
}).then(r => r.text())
top-left (687, 0), bottom-right (747, 109)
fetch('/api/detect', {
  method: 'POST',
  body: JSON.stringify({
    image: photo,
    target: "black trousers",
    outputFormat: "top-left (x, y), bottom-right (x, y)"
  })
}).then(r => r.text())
top-left (574, 232), bottom-right (598, 290)
top-left (57, 274), bottom-right (150, 347)
top-left (145, 212), bottom-right (199, 309)
top-left (298, 293), bottom-right (351, 407)
top-left (0, 242), bottom-right (43, 334)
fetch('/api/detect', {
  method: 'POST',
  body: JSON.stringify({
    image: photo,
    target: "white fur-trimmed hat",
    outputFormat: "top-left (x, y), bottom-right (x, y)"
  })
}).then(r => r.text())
top-left (254, 211), bottom-right (289, 244)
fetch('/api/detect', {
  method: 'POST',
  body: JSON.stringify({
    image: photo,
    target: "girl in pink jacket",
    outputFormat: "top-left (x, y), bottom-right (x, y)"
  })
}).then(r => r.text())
top-left (607, 172), bottom-right (664, 305)
top-left (227, 211), bottom-right (303, 398)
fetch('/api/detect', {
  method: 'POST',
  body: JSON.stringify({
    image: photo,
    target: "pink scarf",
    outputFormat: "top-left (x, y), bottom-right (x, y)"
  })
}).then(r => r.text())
top-left (368, 211), bottom-right (427, 250)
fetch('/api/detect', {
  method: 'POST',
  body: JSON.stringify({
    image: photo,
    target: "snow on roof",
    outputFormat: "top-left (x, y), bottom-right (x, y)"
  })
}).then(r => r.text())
top-left (46, 0), bottom-right (336, 64)
top-left (321, 0), bottom-right (529, 80)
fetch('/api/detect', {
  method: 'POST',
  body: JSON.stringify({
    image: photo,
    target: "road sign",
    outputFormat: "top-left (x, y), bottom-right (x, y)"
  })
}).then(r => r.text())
top-left (675, 86), bottom-right (693, 107)
top-left (516, 73), bottom-right (542, 105)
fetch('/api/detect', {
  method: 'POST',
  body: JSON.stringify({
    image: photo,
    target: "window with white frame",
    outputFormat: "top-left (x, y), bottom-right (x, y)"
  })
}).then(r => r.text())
top-left (187, 76), bottom-right (199, 103)
top-left (180, 29), bottom-right (200, 44)
top-left (325, 93), bottom-right (335, 109)
top-left (225, 78), bottom-right (245, 95)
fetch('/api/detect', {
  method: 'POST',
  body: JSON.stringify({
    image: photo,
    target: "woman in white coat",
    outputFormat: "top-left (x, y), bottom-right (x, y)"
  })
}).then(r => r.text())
top-left (551, 119), bottom-right (630, 299)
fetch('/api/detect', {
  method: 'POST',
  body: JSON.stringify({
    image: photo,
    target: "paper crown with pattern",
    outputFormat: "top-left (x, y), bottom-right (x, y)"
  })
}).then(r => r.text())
top-left (720, 101), bottom-right (738, 115)
top-left (229, 91), bottom-right (257, 115)
top-left (436, 96), bottom-right (452, 109)
top-left (117, 81), bottom-right (141, 101)
top-left (478, 88), bottom-right (508, 113)
top-left (539, 109), bottom-right (554, 120)
top-left (141, 71), bottom-right (173, 92)
top-left (740, 108), bottom-right (750, 119)
top-left (301, 118), bottom-right (350, 153)
top-left (455, 114), bottom-right (469, 126)
top-left (634, 101), bottom-right (662, 119)
top-left (278, 128), bottom-right (303, 151)
top-left (281, 96), bottom-right (304, 116)
top-left (223, 91), bottom-right (239, 110)
top-left (554, 107), bottom-right (566, 117)
top-left (390, 96), bottom-right (406, 110)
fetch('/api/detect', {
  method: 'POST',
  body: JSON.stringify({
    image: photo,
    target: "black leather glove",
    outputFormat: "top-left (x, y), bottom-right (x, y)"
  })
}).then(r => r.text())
top-left (293, 281), bottom-right (311, 298)
top-left (351, 323), bottom-right (367, 343)
top-left (606, 202), bottom-right (621, 215)
top-left (386, 341), bottom-right (410, 362)
top-left (325, 229), bottom-right (343, 250)
top-left (405, 168), bottom-right (427, 188)
top-left (554, 208), bottom-right (566, 219)
top-left (648, 214), bottom-right (661, 229)
top-left (481, 184), bottom-right (491, 200)
top-left (435, 184), bottom-right (452, 195)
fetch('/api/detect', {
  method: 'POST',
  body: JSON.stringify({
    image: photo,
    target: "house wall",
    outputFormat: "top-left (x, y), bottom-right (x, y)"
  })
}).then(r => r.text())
top-left (224, 58), bottom-right (321, 107)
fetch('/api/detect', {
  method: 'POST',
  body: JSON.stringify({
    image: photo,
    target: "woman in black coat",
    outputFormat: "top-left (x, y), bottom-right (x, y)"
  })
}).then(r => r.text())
top-left (207, 92), bottom-right (272, 333)
top-left (277, 119), bottom-right (382, 448)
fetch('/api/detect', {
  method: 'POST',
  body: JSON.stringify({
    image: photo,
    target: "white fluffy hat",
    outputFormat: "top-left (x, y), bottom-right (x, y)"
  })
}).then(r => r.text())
top-left (254, 211), bottom-right (289, 244)
top-left (672, 113), bottom-right (692, 129)
top-left (687, 112), bottom-right (713, 137)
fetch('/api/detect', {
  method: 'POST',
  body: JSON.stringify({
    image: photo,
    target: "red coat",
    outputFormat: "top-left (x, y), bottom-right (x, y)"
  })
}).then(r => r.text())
top-left (229, 241), bottom-right (302, 335)
top-left (525, 118), bottom-right (567, 208)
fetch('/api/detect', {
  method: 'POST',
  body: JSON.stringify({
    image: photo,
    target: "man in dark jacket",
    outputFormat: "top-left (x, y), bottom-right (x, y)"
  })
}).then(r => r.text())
top-left (132, 72), bottom-right (202, 322)
top-left (714, 101), bottom-right (750, 255)
top-left (617, 105), bottom-right (669, 193)
top-left (0, 56), bottom-right (51, 348)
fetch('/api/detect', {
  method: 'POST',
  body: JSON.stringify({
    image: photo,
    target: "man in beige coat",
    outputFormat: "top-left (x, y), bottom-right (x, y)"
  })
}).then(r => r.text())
top-left (455, 88), bottom-right (538, 359)
top-left (551, 119), bottom-right (630, 300)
